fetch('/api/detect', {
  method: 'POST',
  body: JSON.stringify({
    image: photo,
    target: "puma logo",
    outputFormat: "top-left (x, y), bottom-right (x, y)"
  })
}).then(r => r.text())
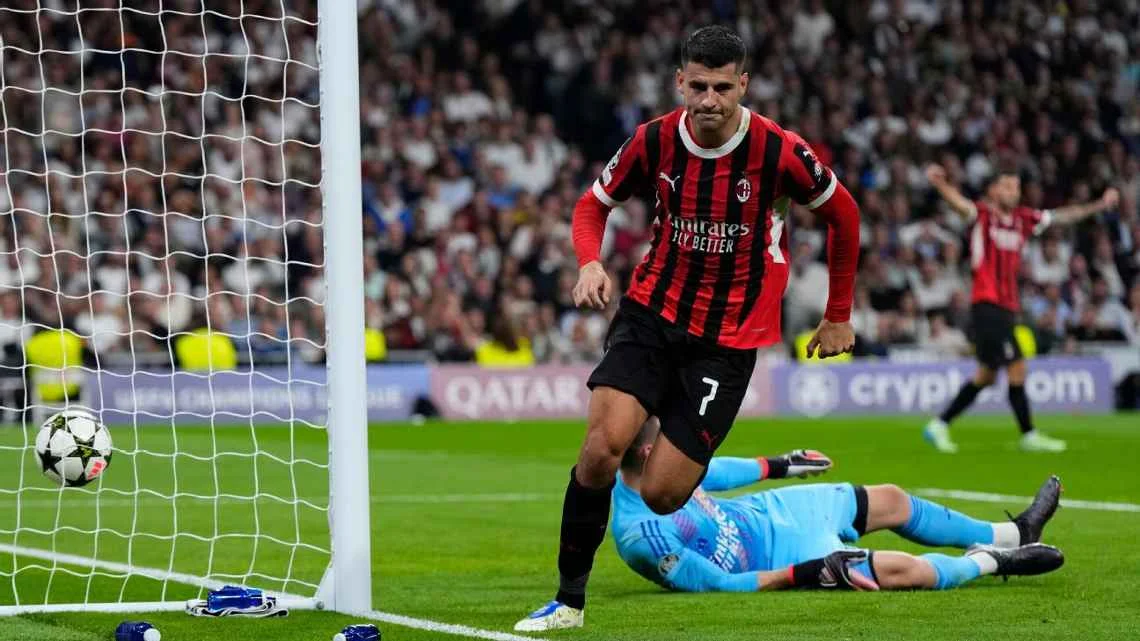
top-left (659, 172), bottom-right (680, 191)
top-left (698, 429), bottom-right (721, 450)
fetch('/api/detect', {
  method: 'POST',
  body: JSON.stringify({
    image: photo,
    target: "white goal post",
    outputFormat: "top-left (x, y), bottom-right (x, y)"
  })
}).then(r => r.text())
top-left (0, 0), bottom-right (370, 616)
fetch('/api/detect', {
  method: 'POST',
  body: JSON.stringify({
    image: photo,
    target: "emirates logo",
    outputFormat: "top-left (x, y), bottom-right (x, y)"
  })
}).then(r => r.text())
top-left (735, 177), bottom-right (752, 203)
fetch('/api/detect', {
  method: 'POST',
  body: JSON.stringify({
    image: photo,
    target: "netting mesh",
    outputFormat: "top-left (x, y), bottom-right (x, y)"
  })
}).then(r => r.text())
top-left (0, 0), bottom-right (332, 605)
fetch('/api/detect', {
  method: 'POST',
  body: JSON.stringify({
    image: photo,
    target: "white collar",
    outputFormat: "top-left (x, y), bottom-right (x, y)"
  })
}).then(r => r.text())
top-left (678, 106), bottom-right (751, 159)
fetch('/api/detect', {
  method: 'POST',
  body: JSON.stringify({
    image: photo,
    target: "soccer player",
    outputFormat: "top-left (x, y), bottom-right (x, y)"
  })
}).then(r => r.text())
top-left (921, 164), bottom-right (1119, 453)
top-left (612, 418), bottom-right (1063, 594)
top-left (516, 26), bottom-right (860, 631)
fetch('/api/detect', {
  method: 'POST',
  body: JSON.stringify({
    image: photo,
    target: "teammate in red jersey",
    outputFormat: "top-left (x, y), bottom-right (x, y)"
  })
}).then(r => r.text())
top-left (922, 164), bottom-right (1119, 453)
top-left (516, 26), bottom-right (860, 632)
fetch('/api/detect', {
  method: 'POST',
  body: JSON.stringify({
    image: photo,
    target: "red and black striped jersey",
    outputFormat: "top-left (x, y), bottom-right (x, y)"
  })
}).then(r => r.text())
top-left (968, 201), bottom-right (1052, 312)
top-left (589, 107), bottom-right (842, 349)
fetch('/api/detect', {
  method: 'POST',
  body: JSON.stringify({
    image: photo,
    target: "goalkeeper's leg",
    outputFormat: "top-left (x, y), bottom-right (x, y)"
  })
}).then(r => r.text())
top-left (860, 479), bottom-right (1060, 549)
top-left (869, 545), bottom-right (1064, 590)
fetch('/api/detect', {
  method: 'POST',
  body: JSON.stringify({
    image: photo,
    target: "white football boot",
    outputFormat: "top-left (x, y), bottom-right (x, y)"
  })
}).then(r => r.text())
top-left (514, 600), bottom-right (584, 632)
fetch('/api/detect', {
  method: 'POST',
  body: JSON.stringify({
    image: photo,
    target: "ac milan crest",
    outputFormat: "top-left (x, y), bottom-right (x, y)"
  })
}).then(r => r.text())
top-left (735, 176), bottom-right (752, 203)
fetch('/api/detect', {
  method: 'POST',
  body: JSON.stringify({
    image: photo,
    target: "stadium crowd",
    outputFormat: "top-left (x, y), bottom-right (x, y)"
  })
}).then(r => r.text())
top-left (0, 0), bottom-right (1139, 372)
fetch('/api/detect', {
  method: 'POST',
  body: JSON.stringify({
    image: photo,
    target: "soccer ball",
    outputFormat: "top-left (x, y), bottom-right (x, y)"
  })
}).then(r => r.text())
top-left (34, 408), bottom-right (113, 487)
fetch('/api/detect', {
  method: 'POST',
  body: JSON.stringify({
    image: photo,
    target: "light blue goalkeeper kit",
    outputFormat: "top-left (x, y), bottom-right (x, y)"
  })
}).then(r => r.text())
top-left (612, 458), bottom-right (999, 592)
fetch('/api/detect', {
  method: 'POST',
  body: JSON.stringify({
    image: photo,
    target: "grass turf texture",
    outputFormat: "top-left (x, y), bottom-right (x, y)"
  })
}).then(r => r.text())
top-left (0, 414), bottom-right (1138, 640)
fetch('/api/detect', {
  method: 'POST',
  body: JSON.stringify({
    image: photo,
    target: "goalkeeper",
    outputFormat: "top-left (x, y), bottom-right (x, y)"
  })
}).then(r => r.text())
top-left (613, 419), bottom-right (1064, 593)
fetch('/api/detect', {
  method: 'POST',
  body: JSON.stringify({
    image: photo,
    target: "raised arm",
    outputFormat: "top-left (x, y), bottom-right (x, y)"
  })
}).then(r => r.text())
top-left (1047, 188), bottom-right (1119, 226)
top-left (926, 164), bottom-right (978, 219)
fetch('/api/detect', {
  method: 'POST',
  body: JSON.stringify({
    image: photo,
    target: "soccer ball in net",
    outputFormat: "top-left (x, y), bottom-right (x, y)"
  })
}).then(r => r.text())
top-left (34, 409), bottom-right (113, 487)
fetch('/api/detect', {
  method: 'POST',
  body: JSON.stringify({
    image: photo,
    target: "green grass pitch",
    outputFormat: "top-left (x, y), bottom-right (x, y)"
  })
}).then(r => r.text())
top-left (1, 413), bottom-right (1138, 640)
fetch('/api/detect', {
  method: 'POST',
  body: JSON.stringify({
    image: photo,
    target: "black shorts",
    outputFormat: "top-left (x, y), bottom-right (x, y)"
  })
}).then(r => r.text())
top-left (586, 298), bottom-right (757, 465)
top-left (971, 302), bottom-right (1022, 369)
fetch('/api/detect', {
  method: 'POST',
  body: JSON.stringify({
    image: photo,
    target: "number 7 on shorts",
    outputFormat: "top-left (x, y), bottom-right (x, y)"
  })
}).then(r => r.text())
top-left (698, 377), bottom-right (719, 416)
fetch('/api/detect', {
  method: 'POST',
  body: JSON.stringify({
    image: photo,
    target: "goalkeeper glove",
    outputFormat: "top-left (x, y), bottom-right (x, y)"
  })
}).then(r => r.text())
top-left (790, 549), bottom-right (878, 590)
top-left (762, 449), bottom-right (832, 479)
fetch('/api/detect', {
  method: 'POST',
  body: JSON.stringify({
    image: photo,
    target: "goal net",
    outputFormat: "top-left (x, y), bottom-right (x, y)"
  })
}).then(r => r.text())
top-left (0, 0), bottom-right (370, 614)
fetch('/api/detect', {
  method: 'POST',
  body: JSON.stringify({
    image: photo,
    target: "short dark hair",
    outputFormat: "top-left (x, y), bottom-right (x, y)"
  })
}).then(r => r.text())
top-left (681, 26), bottom-right (747, 72)
top-left (619, 418), bottom-right (660, 472)
top-left (982, 169), bottom-right (1019, 193)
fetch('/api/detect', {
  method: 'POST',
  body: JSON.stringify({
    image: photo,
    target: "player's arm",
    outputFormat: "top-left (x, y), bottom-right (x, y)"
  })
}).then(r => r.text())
top-left (571, 126), bottom-right (652, 309)
top-left (780, 132), bottom-right (859, 358)
top-left (699, 450), bottom-right (833, 492)
top-left (653, 542), bottom-right (874, 592)
top-left (1043, 188), bottom-right (1119, 227)
top-left (641, 533), bottom-right (784, 592)
top-left (925, 164), bottom-right (978, 219)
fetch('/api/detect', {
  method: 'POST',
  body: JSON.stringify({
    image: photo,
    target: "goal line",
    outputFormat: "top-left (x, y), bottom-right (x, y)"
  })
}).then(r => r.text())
top-left (0, 543), bottom-right (541, 641)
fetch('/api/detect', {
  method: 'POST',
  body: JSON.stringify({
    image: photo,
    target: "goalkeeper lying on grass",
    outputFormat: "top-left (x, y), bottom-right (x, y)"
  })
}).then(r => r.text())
top-left (614, 418), bottom-right (1063, 593)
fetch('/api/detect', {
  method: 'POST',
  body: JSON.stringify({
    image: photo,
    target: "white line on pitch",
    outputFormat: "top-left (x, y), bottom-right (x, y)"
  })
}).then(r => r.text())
top-left (0, 543), bottom-right (545, 641)
top-left (366, 610), bottom-right (543, 641)
top-left (0, 542), bottom-right (232, 591)
top-left (914, 488), bottom-right (1140, 513)
top-left (0, 492), bottom-right (558, 508)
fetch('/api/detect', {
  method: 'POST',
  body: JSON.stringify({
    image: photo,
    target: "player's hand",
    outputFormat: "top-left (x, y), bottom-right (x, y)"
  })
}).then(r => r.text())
top-left (572, 261), bottom-right (613, 310)
top-left (778, 449), bottom-right (832, 478)
top-left (1101, 187), bottom-right (1120, 209)
top-left (791, 550), bottom-right (879, 591)
top-left (805, 319), bottom-right (855, 359)
top-left (925, 163), bottom-right (947, 186)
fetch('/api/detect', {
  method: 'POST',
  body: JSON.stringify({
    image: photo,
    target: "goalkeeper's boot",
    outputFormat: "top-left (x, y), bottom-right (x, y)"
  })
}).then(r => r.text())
top-left (1007, 475), bottom-right (1062, 546)
top-left (514, 600), bottom-right (583, 632)
top-left (922, 419), bottom-right (958, 453)
top-left (967, 543), bottom-right (1064, 578)
top-left (1020, 430), bottom-right (1067, 452)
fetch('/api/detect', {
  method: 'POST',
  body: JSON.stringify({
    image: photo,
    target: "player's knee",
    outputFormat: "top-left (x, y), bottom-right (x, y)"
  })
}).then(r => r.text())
top-left (868, 484), bottom-right (911, 529)
top-left (881, 484), bottom-right (910, 518)
top-left (874, 554), bottom-right (936, 589)
top-left (640, 485), bottom-right (688, 515)
top-left (577, 425), bottom-right (624, 484)
top-left (974, 369), bottom-right (997, 387)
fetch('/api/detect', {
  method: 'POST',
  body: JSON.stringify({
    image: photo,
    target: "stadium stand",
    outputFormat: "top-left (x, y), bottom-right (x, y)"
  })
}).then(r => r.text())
top-left (0, 0), bottom-right (1137, 375)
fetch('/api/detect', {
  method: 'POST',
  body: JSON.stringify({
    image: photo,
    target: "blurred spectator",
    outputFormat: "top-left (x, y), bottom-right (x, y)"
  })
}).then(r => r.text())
top-left (1028, 236), bottom-right (1072, 287)
top-left (784, 240), bottom-right (829, 336)
top-left (1126, 282), bottom-right (1140, 344)
top-left (908, 257), bottom-right (960, 312)
top-left (0, 293), bottom-right (31, 361)
top-left (925, 313), bottom-right (970, 357)
top-left (1028, 284), bottom-right (1076, 338)
top-left (75, 294), bottom-right (126, 356)
top-left (467, 310), bottom-right (535, 368)
top-left (1072, 277), bottom-right (1133, 342)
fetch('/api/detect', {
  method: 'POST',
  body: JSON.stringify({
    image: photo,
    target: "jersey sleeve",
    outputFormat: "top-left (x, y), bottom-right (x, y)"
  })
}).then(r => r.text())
top-left (621, 520), bottom-right (760, 592)
top-left (1021, 206), bottom-right (1053, 237)
top-left (779, 130), bottom-right (838, 210)
top-left (659, 547), bottom-right (762, 592)
top-left (591, 124), bottom-right (650, 208)
top-left (699, 457), bottom-right (762, 492)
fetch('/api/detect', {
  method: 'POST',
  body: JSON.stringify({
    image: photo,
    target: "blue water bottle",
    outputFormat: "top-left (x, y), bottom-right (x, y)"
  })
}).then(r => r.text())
top-left (333, 623), bottom-right (380, 641)
top-left (115, 621), bottom-right (161, 641)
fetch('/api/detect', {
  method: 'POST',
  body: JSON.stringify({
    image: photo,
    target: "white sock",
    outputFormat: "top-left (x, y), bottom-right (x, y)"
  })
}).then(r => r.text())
top-left (991, 521), bottom-right (1021, 548)
top-left (967, 550), bottom-right (999, 575)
